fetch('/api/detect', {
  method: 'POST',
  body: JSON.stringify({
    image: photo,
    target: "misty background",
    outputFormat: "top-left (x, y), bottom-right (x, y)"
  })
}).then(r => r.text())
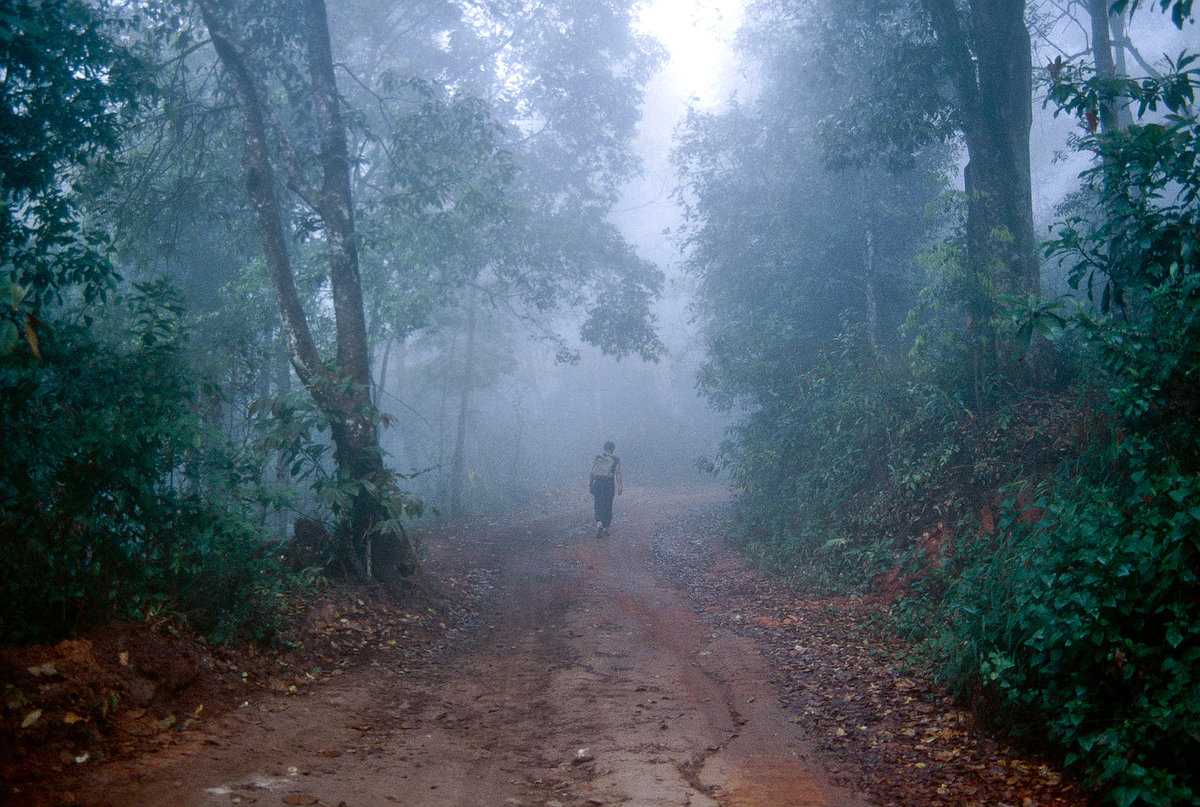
top-left (419, 0), bottom-right (1192, 511)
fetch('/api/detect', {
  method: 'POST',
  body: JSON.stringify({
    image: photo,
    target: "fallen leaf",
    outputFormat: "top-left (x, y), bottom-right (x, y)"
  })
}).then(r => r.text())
top-left (282, 795), bottom-right (319, 806)
top-left (20, 709), bottom-right (42, 729)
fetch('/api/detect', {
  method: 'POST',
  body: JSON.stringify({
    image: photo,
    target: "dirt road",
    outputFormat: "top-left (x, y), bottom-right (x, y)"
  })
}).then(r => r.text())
top-left (63, 485), bottom-right (868, 807)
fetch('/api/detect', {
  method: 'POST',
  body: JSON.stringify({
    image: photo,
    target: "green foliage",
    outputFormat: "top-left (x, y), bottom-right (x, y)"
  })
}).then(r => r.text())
top-left (0, 0), bottom-right (146, 309)
top-left (0, 1), bottom-right (288, 645)
top-left (688, 5), bottom-right (1198, 804)
top-left (1, 0), bottom-right (151, 381)
top-left (902, 207), bottom-right (997, 400)
top-left (1111, 0), bottom-right (1194, 28)
top-left (717, 328), bottom-right (896, 586)
top-left (249, 384), bottom-right (426, 571)
top-left (1046, 53), bottom-right (1199, 315)
top-left (930, 446), bottom-right (1200, 806)
top-left (1046, 54), bottom-right (1200, 452)
top-left (925, 53), bottom-right (1200, 806)
top-left (680, 0), bottom-right (953, 588)
top-left (1006, 294), bottom-right (1069, 362)
top-left (330, 0), bottom-right (666, 361)
top-left (0, 284), bottom-right (282, 645)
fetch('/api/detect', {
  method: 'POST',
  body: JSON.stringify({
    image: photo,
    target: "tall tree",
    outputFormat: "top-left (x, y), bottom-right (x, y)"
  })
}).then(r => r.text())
top-left (813, 0), bottom-right (1042, 380)
top-left (674, 0), bottom-right (948, 560)
top-left (100, 0), bottom-right (664, 526)
top-left (818, 0), bottom-right (1038, 293)
top-left (330, 0), bottom-right (665, 510)
top-left (196, 0), bottom-right (415, 579)
top-left (922, 0), bottom-right (1038, 294)
top-left (329, 0), bottom-right (666, 365)
top-left (678, 0), bottom-right (947, 385)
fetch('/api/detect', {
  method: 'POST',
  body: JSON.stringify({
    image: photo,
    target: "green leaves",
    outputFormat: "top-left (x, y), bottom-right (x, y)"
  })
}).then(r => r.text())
top-left (0, 0), bottom-right (146, 309)
top-left (1110, 0), bottom-right (1195, 29)
top-left (931, 457), bottom-right (1200, 805)
top-left (691, 5), bottom-right (1199, 805)
top-left (1004, 294), bottom-right (1068, 361)
top-left (0, 287), bottom-right (283, 645)
top-left (0, 282), bottom-right (38, 358)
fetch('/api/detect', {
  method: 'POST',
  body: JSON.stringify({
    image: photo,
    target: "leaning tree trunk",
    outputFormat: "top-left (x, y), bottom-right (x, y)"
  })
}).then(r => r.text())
top-left (299, 0), bottom-right (416, 577)
top-left (198, 0), bottom-right (417, 579)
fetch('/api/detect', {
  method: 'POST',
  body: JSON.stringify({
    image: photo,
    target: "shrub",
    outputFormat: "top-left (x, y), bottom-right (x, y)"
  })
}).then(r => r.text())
top-left (716, 326), bottom-right (919, 589)
top-left (0, 284), bottom-right (282, 645)
top-left (923, 52), bottom-right (1200, 806)
top-left (931, 444), bottom-right (1200, 806)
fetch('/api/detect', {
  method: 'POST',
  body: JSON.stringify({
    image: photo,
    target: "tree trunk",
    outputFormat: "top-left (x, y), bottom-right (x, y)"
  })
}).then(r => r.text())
top-left (299, 0), bottom-right (416, 577)
top-left (1089, 0), bottom-right (1122, 133)
top-left (864, 227), bottom-right (880, 352)
top-left (1109, 13), bottom-right (1135, 128)
top-left (198, 0), bottom-right (416, 579)
top-left (922, 0), bottom-right (1039, 386)
top-left (448, 287), bottom-right (478, 517)
top-left (376, 334), bottom-right (393, 407)
top-left (923, 0), bottom-right (1038, 295)
top-left (273, 342), bottom-right (292, 545)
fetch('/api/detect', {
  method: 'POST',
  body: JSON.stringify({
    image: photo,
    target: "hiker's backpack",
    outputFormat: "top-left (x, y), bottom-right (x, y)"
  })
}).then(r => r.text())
top-left (592, 454), bottom-right (617, 478)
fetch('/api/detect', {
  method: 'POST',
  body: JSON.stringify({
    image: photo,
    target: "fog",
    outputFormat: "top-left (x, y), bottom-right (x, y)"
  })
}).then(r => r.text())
top-left (376, 286), bottom-right (730, 512)
top-left (29, 0), bottom-right (1189, 524)
top-left (362, 0), bottom-right (747, 512)
top-left (6, 1), bottom-right (1196, 794)
top-left (367, 0), bottom-right (1193, 514)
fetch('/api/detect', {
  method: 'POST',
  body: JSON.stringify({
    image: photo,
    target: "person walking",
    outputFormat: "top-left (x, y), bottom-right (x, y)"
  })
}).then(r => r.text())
top-left (588, 441), bottom-right (623, 538)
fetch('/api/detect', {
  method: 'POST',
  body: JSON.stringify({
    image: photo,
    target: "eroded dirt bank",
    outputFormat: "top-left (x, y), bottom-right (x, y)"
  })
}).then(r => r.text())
top-left (17, 483), bottom-right (1084, 807)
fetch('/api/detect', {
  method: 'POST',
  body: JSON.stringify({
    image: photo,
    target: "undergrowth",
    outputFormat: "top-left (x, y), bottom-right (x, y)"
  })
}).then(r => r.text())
top-left (0, 285), bottom-right (286, 646)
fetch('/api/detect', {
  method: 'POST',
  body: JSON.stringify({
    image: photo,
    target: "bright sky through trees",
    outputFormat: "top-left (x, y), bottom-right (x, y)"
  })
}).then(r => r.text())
top-left (611, 0), bottom-right (744, 275)
top-left (634, 0), bottom-right (744, 108)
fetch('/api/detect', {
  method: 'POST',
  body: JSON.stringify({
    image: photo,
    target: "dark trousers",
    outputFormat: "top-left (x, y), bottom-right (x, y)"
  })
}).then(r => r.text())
top-left (592, 476), bottom-right (615, 527)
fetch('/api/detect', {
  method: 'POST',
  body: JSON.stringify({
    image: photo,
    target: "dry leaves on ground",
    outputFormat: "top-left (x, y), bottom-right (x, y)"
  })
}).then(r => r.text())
top-left (651, 504), bottom-right (1088, 807)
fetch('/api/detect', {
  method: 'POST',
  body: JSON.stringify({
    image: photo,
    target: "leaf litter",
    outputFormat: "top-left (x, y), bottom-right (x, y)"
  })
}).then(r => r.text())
top-left (650, 502), bottom-right (1089, 807)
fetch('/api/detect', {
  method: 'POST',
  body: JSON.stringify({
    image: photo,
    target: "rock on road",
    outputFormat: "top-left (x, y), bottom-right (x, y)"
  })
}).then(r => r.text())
top-left (69, 485), bottom-right (867, 807)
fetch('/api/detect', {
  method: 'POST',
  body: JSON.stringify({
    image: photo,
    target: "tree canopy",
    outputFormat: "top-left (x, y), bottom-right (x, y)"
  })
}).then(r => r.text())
top-left (1, 0), bottom-right (145, 339)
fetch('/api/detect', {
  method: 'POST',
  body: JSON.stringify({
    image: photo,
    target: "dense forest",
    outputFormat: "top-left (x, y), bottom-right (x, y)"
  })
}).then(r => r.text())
top-left (677, 1), bottom-right (1199, 804)
top-left (1, 0), bottom-right (1197, 804)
